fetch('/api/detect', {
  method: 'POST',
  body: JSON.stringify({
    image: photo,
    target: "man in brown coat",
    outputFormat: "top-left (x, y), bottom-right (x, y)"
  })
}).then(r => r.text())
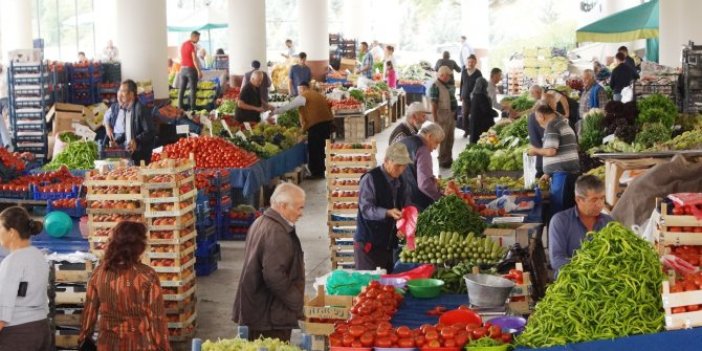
top-left (232, 183), bottom-right (306, 341)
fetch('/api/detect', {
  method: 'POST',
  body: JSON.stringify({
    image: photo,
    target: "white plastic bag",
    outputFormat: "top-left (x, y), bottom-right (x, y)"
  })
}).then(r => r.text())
top-left (523, 151), bottom-right (537, 189)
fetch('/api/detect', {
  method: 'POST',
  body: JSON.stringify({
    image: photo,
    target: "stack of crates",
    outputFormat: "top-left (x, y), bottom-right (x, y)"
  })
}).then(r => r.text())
top-left (67, 62), bottom-right (101, 105)
top-left (49, 258), bottom-right (94, 350)
top-left (228, 205), bottom-right (262, 241)
top-left (203, 170), bottom-right (233, 241)
top-left (8, 60), bottom-right (53, 161)
top-left (325, 140), bottom-right (377, 269)
top-left (140, 158), bottom-right (198, 342)
top-left (194, 170), bottom-right (226, 275)
top-left (84, 167), bottom-right (144, 257)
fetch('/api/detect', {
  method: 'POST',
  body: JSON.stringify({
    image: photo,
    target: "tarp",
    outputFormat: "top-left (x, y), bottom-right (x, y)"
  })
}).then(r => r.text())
top-left (166, 7), bottom-right (227, 32)
top-left (576, 0), bottom-right (659, 43)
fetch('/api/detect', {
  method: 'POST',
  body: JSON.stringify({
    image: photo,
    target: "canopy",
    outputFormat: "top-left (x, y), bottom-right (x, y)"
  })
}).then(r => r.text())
top-left (166, 6), bottom-right (227, 32)
top-left (576, 0), bottom-right (659, 62)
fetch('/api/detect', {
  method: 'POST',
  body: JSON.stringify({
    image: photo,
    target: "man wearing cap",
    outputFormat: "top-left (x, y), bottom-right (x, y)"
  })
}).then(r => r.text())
top-left (389, 102), bottom-right (430, 145)
top-left (273, 82), bottom-right (334, 179)
top-left (242, 60), bottom-right (271, 103)
top-left (355, 143), bottom-right (414, 272)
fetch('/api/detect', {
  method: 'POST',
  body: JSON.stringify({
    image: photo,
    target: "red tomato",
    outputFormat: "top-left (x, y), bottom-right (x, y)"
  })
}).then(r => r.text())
top-left (414, 335), bottom-right (426, 347)
top-left (351, 340), bottom-right (363, 348)
top-left (455, 333), bottom-right (469, 347)
top-left (440, 326), bottom-right (457, 339)
top-left (360, 333), bottom-right (374, 347)
top-left (687, 305), bottom-right (701, 312)
top-left (443, 339), bottom-right (457, 348)
top-left (488, 325), bottom-right (502, 339)
top-left (427, 340), bottom-right (441, 348)
top-left (472, 328), bottom-right (488, 339)
top-left (342, 334), bottom-right (354, 346)
top-left (672, 307), bottom-right (687, 314)
top-left (396, 326), bottom-right (411, 339)
top-left (398, 338), bottom-right (415, 348)
top-left (500, 333), bottom-right (513, 343)
top-left (375, 337), bottom-right (392, 348)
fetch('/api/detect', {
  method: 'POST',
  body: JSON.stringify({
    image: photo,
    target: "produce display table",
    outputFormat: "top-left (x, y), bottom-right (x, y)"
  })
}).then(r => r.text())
top-left (514, 328), bottom-right (702, 351)
top-left (226, 162), bottom-right (266, 198)
top-left (33, 219), bottom-right (89, 253)
top-left (391, 294), bottom-right (468, 329)
top-left (260, 142), bottom-right (307, 180)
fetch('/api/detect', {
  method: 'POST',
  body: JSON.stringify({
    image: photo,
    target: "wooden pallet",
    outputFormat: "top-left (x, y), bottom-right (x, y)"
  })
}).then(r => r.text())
top-left (325, 140), bottom-right (377, 155)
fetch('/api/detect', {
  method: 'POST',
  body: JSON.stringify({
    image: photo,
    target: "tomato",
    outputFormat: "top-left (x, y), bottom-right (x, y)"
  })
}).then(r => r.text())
top-left (472, 328), bottom-right (488, 339)
top-left (342, 334), bottom-right (354, 347)
top-left (673, 205), bottom-right (685, 215)
top-left (443, 339), bottom-right (457, 348)
top-left (440, 326), bottom-right (457, 339)
top-left (465, 323), bottom-right (481, 332)
top-left (351, 340), bottom-right (363, 348)
top-left (414, 335), bottom-right (426, 347)
top-left (500, 333), bottom-right (513, 343)
top-left (398, 338), bottom-right (415, 348)
top-left (455, 333), bottom-right (469, 347)
top-left (329, 336), bottom-right (342, 347)
top-left (425, 330), bottom-right (439, 341)
top-left (488, 325), bottom-right (502, 339)
top-left (427, 340), bottom-right (441, 348)
top-left (389, 332), bottom-right (399, 343)
top-left (360, 332), bottom-right (374, 347)
top-left (396, 326), bottom-right (411, 338)
top-left (375, 337), bottom-right (392, 348)
top-left (687, 305), bottom-right (701, 312)
top-left (672, 307), bottom-right (687, 314)
top-left (382, 285), bottom-right (395, 293)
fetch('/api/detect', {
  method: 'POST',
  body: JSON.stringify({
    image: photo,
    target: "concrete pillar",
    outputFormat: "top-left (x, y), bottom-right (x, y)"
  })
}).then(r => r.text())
top-left (115, 0), bottom-right (169, 99)
top-left (298, 0), bottom-right (329, 81)
top-left (461, 0), bottom-right (490, 68)
top-left (660, 0), bottom-right (702, 67)
top-left (93, 0), bottom-right (118, 52)
top-left (228, 0), bottom-right (266, 83)
top-left (1, 0), bottom-right (33, 57)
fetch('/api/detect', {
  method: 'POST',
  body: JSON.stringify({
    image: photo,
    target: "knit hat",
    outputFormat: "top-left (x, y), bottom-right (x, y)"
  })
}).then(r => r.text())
top-left (385, 143), bottom-right (412, 165)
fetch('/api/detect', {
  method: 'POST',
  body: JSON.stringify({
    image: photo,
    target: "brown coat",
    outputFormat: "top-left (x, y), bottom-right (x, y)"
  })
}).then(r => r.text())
top-left (299, 90), bottom-right (334, 131)
top-left (232, 208), bottom-right (305, 330)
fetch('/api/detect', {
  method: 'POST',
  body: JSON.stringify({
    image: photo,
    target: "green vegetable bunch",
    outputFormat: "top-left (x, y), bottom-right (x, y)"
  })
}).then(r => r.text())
top-left (579, 108), bottom-right (606, 151)
top-left (637, 93), bottom-right (677, 129)
top-left (517, 222), bottom-right (665, 348)
top-left (349, 89), bottom-right (365, 102)
top-left (649, 129), bottom-right (702, 151)
top-left (202, 337), bottom-right (303, 351)
top-left (488, 146), bottom-right (525, 172)
top-left (217, 100), bottom-right (237, 114)
top-left (58, 132), bottom-right (82, 143)
top-left (400, 232), bottom-right (506, 267)
top-left (635, 122), bottom-right (672, 148)
top-left (43, 141), bottom-right (98, 171)
top-left (415, 195), bottom-right (486, 238)
top-left (277, 109), bottom-right (301, 129)
top-left (497, 116), bottom-right (529, 143)
top-left (510, 95), bottom-right (536, 112)
top-left (452, 145), bottom-right (491, 179)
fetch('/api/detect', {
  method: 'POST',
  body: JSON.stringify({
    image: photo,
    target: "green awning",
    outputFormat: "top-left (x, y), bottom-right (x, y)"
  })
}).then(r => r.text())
top-left (167, 23), bottom-right (227, 32)
top-left (576, 0), bottom-right (659, 43)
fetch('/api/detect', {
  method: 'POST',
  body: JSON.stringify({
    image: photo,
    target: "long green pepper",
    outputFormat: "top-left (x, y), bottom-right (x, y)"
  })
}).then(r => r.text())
top-left (517, 222), bottom-right (665, 348)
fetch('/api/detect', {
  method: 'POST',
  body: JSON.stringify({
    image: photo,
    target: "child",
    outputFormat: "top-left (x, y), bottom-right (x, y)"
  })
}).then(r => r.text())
top-left (385, 61), bottom-right (397, 88)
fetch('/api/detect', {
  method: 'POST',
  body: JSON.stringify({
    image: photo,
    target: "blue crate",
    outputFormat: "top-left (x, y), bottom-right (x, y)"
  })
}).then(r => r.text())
top-left (196, 225), bottom-right (216, 242)
top-left (230, 219), bottom-right (256, 227)
top-left (398, 84), bottom-right (426, 95)
top-left (0, 188), bottom-right (31, 199)
top-left (196, 241), bottom-right (220, 258)
top-left (32, 185), bottom-right (81, 201)
top-left (46, 200), bottom-right (86, 218)
top-left (326, 77), bottom-right (348, 84)
top-left (219, 232), bottom-right (247, 241)
top-left (195, 259), bottom-right (218, 276)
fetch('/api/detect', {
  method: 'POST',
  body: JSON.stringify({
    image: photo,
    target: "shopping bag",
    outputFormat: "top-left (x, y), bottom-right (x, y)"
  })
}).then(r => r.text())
top-left (396, 206), bottom-right (418, 250)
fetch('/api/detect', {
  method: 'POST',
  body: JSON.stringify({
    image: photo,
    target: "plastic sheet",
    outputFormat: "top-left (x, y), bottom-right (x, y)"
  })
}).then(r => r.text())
top-left (326, 270), bottom-right (380, 296)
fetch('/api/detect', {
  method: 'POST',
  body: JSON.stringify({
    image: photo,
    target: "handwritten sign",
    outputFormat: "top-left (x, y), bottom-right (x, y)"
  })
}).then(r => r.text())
top-left (221, 120), bottom-right (234, 138)
top-left (72, 123), bottom-right (96, 140)
top-left (304, 306), bottom-right (350, 320)
top-left (176, 124), bottom-right (190, 134)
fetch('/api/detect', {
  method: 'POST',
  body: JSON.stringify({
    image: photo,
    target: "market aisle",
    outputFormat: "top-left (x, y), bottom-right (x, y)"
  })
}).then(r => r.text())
top-left (194, 118), bottom-right (469, 342)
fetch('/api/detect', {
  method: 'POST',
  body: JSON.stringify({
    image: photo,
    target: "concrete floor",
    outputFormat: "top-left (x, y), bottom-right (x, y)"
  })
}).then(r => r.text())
top-left (192, 118), bottom-right (470, 344)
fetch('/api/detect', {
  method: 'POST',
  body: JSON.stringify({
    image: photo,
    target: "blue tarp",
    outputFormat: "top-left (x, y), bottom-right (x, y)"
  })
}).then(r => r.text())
top-left (515, 328), bottom-right (702, 351)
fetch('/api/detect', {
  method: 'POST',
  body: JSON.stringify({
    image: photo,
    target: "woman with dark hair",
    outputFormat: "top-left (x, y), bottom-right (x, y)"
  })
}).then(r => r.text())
top-left (0, 206), bottom-right (51, 350)
top-left (469, 77), bottom-right (498, 144)
top-left (79, 221), bottom-right (171, 351)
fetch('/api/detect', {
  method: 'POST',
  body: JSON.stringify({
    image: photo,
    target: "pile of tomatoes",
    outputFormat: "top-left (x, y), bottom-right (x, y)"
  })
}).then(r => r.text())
top-left (330, 98), bottom-right (363, 111)
top-left (154, 137), bottom-right (258, 169)
top-left (670, 271), bottom-right (702, 314)
top-left (0, 148), bottom-right (26, 173)
top-left (1, 167), bottom-right (82, 193)
top-left (330, 281), bottom-right (514, 349)
top-left (51, 198), bottom-right (87, 209)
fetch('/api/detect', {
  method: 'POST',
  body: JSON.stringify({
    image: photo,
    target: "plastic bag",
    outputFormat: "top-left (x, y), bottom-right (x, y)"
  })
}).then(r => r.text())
top-left (381, 264), bottom-right (434, 281)
top-left (486, 195), bottom-right (534, 213)
top-left (523, 151), bottom-right (537, 189)
top-left (397, 206), bottom-right (418, 250)
top-left (326, 270), bottom-right (380, 296)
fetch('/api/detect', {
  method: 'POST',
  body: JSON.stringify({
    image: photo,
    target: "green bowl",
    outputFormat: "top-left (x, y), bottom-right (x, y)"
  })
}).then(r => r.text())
top-left (407, 278), bottom-right (444, 298)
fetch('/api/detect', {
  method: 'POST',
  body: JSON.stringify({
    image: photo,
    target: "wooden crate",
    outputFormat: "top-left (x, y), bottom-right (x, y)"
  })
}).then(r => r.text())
top-left (86, 186), bottom-right (143, 201)
top-left (140, 158), bottom-right (195, 176)
top-left (55, 284), bottom-right (87, 305)
top-left (301, 286), bottom-right (354, 336)
top-left (86, 201), bottom-right (144, 215)
top-left (145, 202), bottom-right (196, 218)
top-left (325, 140), bottom-right (377, 156)
top-left (53, 261), bottom-right (94, 283)
top-left (484, 223), bottom-right (543, 248)
top-left (149, 254), bottom-right (196, 274)
top-left (147, 214), bottom-right (196, 231)
top-left (653, 199), bottom-right (702, 251)
top-left (662, 280), bottom-right (702, 330)
top-left (147, 238), bottom-right (197, 259)
top-left (55, 329), bottom-right (80, 348)
top-left (158, 267), bottom-right (196, 288)
top-left (342, 115), bottom-right (366, 142)
top-left (604, 158), bottom-right (667, 207)
top-left (54, 307), bottom-right (83, 327)
top-left (143, 188), bottom-right (197, 204)
top-left (142, 174), bottom-right (195, 190)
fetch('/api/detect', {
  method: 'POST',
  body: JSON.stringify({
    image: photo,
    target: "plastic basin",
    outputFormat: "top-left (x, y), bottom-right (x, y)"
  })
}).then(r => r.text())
top-left (407, 278), bottom-right (444, 299)
top-left (44, 211), bottom-right (73, 238)
top-left (439, 309), bottom-right (483, 326)
top-left (463, 274), bottom-right (515, 307)
top-left (487, 316), bottom-right (527, 334)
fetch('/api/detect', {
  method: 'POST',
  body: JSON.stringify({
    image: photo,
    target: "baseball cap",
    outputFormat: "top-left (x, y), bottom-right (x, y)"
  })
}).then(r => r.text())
top-left (406, 102), bottom-right (431, 117)
top-left (385, 143), bottom-right (413, 165)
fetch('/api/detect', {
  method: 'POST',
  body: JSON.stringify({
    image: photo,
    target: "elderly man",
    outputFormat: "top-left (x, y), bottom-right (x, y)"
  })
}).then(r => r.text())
top-left (236, 71), bottom-right (274, 123)
top-left (288, 52), bottom-right (312, 97)
top-left (430, 66), bottom-right (458, 168)
top-left (355, 143), bottom-right (414, 272)
top-left (460, 55), bottom-right (482, 138)
top-left (178, 31), bottom-right (202, 111)
top-left (549, 175), bottom-right (613, 276)
top-left (358, 42), bottom-right (374, 80)
top-left (487, 68), bottom-right (503, 111)
top-left (274, 82), bottom-right (334, 179)
top-left (103, 80), bottom-right (155, 165)
top-left (434, 51), bottom-right (461, 83)
top-left (233, 183), bottom-right (306, 342)
top-left (578, 69), bottom-right (609, 119)
top-left (242, 60), bottom-right (272, 103)
top-left (399, 123), bottom-right (445, 211)
top-left (389, 102), bottom-right (430, 145)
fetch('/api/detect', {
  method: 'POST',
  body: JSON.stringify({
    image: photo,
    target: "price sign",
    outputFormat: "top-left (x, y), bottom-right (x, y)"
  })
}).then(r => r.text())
top-left (201, 117), bottom-right (213, 137)
top-left (243, 122), bottom-right (253, 131)
top-left (176, 124), bottom-right (190, 134)
top-left (235, 130), bottom-right (248, 141)
top-left (72, 123), bottom-right (96, 140)
top-left (221, 120), bottom-right (234, 138)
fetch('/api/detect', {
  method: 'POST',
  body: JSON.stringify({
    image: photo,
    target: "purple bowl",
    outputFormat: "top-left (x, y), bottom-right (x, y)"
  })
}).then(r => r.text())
top-left (487, 316), bottom-right (527, 333)
top-left (379, 277), bottom-right (408, 289)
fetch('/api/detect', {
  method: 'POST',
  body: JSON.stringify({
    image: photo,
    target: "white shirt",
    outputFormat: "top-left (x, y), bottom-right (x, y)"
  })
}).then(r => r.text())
top-left (487, 81), bottom-right (502, 111)
top-left (460, 42), bottom-right (475, 69)
top-left (0, 246), bottom-right (49, 326)
top-left (102, 46), bottom-right (119, 62)
top-left (273, 96), bottom-right (307, 115)
top-left (104, 106), bottom-right (134, 144)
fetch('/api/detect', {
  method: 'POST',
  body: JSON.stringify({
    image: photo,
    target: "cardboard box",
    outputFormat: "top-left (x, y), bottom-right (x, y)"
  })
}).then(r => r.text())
top-left (339, 58), bottom-right (356, 72)
top-left (301, 286), bottom-right (354, 336)
top-left (46, 103), bottom-right (88, 135)
top-left (484, 223), bottom-right (542, 248)
top-left (604, 158), bottom-right (667, 207)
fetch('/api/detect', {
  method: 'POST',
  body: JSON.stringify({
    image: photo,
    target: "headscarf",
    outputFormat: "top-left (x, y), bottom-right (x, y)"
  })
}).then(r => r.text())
top-left (471, 77), bottom-right (488, 99)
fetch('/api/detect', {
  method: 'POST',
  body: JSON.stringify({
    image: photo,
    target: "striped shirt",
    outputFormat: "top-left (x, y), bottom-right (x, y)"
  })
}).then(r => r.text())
top-left (542, 117), bottom-right (580, 175)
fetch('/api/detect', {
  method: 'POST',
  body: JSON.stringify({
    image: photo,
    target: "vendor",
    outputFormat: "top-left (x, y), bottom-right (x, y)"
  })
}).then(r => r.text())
top-left (242, 60), bottom-right (271, 103)
top-left (527, 101), bottom-right (580, 216)
top-left (235, 71), bottom-right (274, 123)
top-left (399, 123), bottom-right (445, 211)
top-left (273, 82), bottom-right (333, 179)
top-left (549, 175), bottom-right (612, 275)
top-left (357, 42), bottom-right (373, 80)
top-left (389, 102), bottom-right (430, 145)
top-left (103, 79), bottom-right (155, 165)
top-left (578, 69), bottom-right (609, 128)
top-left (355, 143), bottom-right (413, 273)
top-left (527, 86), bottom-right (546, 177)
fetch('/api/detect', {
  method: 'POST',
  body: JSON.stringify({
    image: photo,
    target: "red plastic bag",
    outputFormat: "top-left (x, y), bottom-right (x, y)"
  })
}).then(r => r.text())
top-left (381, 264), bottom-right (435, 280)
top-left (397, 206), bottom-right (418, 249)
top-left (668, 193), bottom-right (702, 219)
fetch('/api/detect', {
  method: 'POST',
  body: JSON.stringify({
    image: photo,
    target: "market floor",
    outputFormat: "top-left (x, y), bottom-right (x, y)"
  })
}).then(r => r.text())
top-left (191, 119), bottom-right (470, 344)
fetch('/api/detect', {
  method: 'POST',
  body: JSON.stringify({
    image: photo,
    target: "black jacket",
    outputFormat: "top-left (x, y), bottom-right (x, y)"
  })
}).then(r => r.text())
top-left (610, 63), bottom-right (640, 94)
top-left (469, 93), bottom-right (498, 144)
top-left (105, 101), bottom-right (155, 165)
top-left (460, 68), bottom-right (482, 101)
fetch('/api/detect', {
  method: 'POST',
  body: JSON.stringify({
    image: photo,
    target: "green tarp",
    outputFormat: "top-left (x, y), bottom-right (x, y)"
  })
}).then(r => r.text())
top-left (576, 0), bottom-right (659, 62)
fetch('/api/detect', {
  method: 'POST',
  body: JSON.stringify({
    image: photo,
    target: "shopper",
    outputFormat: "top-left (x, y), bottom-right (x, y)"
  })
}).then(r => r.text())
top-left (273, 82), bottom-right (334, 179)
top-left (527, 88), bottom-right (546, 177)
top-left (578, 69), bottom-right (609, 121)
top-left (527, 102), bottom-right (581, 217)
top-left (242, 60), bottom-right (272, 103)
top-left (288, 52), bottom-right (312, 96)
top-left (459, 55), bottom-right (482, 138)
top-left (77, 51), bottom-right (88, 64)
top-left (469, 77), bottom-right (498, 144)
top-left (198, 47), bottom-right (210, 70)
top-left (459, 36), bottom-right (475, 72)
top-left (101, 40), bottom-right (119, 62)
top-left (0, 207), bottom-right (50, 351)
top-left (233, 183), bottom-right (306, 342)
top-left (282, 39), bottom-right (296, 60)
top-left (531, 85), bottom-right (575, 129)
top-left (358, 42), bottom-right (374, 80)
top-left (370, 40), bottom-right (385, 62)
top-left (430, 66), bottom-right (458, 168)
top-left (383, 45), bottom-right (397, 77)
top-left (617, 46), bottom-right (637, 70)
top-left (355, 143), bottom-right (413, 273)
top-left (385, 60), bottom-right (397, 89)
top-left (103, 79), bottom-right (155, 165)
top-left (78, 221), bottom-right (171, 350)
top-left (236, 71), bottom-right (274, 123)
top-left (178, 31), bottom-right (202, 111)
top-left (399, 123), bottom-right (445, 211)
top-left (549, 175), bottom-right (612, 276)
top-left (434, 51), bottom-right (461, 78)
top-left (389, 102), bottom-right (430, 145)
top-left (486, 68), bottom-right (505, 113)
top-left (609, 52), bottom-right (640, 102)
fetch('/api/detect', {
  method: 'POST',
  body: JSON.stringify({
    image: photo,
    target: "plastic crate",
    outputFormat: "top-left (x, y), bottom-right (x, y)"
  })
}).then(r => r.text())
top-left (219, 232), bottom-right (247, 241)
top-left (195, 241), bottom-right (220, 258)
top-left (46, 200), bottom-right (86, 218)
top-left (398, 84), bottom-right (426, 94)
top-left (33, 185), bottom-right (81, 201)
top-left (196, 224), bottom-right (216, 242)
top-left (195, 255), bottom-right (218, 276)
top-left (98, 145), bottom-right (131, 159)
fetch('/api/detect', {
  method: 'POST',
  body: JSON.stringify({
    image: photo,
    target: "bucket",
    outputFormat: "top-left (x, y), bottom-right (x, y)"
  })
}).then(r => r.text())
top-left (463, 274), bottom-right (515, 307)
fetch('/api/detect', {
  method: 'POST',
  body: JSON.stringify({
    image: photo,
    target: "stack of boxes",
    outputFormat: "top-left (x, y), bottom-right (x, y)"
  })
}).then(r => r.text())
top-left (67, 62), bottom-right (101, 105)
top-left (50, 258), bottom-right (94, 350)
top-left (325, 140), bottom-right (377, 269)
